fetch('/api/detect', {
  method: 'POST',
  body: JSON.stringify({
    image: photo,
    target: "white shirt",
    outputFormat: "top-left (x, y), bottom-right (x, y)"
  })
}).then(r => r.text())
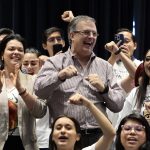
top-left (82, 143), bottom-right (96, 150)
top-left (36, 107), bottom-right (51, 148)
top-left (107, 58), bottom-right (142, 127)
top-left (116, 85), bottom-right (150, 128)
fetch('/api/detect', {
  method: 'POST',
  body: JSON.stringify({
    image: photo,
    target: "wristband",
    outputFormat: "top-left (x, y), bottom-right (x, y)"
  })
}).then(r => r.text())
top-left (19, 88), bottom-right (26, 95)
top-left (99, 85), bottom-right (109, 94)
top-left (114, 48), bottom-right (121, 55)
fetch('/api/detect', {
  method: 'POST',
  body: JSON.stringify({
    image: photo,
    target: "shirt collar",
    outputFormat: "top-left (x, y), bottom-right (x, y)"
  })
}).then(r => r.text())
top-left (67, 48), bottom-right (96, 61)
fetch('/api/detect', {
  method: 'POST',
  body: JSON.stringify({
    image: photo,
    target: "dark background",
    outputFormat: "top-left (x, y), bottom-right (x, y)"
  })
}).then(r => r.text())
top-left (0, 0), bottom-right (149, 60)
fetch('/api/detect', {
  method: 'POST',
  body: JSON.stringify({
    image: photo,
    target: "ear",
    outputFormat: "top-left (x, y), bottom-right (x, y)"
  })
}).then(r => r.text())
top-left (76, 133), bottom-right (81, 141)
top-left (62, 40), bottom-right (65, 48)
top-left (133, 42), bottom-right (137, 51)
top-left (42, 43), bottom-right (47, 50)
top-left (69, 32), bottom-right (74, 42)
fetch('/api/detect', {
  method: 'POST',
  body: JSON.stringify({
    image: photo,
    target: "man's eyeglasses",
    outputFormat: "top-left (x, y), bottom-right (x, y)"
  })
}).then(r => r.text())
top-left (121, 124), bottom-right (145, 134)
top-left (73, 30), bottom-right (99, 37)
top-left (47, 36), bottom-right (63, 43)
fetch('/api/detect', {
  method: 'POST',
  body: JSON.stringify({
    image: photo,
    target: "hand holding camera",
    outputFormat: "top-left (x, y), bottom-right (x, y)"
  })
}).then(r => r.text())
top-left (105, 34), bottom-right (124, 55)
top-left (114, 34), bottom-right (125, 47)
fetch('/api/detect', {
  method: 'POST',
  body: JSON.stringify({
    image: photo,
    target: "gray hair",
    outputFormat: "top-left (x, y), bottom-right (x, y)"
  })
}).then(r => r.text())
top-left (67, 15), bottom-right (96, 44)
top-left (68, 15), bottom-right (96, 33)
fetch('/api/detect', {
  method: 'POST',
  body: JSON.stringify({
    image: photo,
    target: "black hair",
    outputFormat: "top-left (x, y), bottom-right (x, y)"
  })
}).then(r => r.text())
top-left (42, 27), bottom-right (65, 44)
top-left (135, 49), bottom-right (150, 109)
top-left (49, 115), bottom-right (82, 150)
top-left (115, 113), bottom-right (150, 150)
top-left (116, 28), bottom-right (136, 43)
top-left (25, 47), bottom-right (41, 57)
top-left (0, 28), bottom-right (14, 37)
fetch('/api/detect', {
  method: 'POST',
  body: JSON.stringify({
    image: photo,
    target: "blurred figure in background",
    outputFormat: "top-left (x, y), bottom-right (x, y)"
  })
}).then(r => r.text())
top-left (39, 27), bottom-right (65, 65)
top-left (0, 27), bottom-right (14, 41)
top-left (22, 47), bottom-right (50, 150)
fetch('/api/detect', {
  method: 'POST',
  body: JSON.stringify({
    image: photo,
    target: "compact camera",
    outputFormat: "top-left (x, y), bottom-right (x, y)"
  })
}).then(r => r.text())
top-left (114, 34), bottom-right (124, 46)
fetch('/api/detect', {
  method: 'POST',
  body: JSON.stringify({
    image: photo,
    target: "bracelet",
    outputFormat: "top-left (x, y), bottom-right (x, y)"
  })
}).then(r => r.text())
top-left (114, 48), bottom-right (122, 55)
top-left (19, 88), bottom-right (26, 96)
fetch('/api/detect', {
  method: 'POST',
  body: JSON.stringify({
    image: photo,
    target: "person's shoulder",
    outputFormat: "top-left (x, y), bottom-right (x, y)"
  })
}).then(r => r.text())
top-left (133, 57), bottom-right (143, 66)
top-left (95, 56), bottom-right (113, 67)
top-left (19, 70), bottom-right (36, 82)
top-left (48, 51), bottom-right (68, 62)
top-left (128, 86), bottom-right (139, 95)
top-left (95, 56), bottom-right (111, 63)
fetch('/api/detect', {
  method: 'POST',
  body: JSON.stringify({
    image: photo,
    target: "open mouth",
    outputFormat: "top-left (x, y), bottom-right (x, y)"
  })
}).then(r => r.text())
top-left (58, 136), bottom-right (68, 142)
top-left (127, 137), bottom-right (138, 144)
top-left (83, 41), bottom-right (93, 47)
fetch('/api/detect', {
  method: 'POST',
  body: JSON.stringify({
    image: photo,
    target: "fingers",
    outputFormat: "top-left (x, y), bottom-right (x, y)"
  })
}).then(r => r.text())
top-left (69, 93), bottom-right (83, 105)
top-left (66, 65), bottom-right (78, 74)
top-left (85, 74), bottom-right (105, 92)
top-left (64, 65), bottom-right (78, 78)
top-left (15, 64), bottom-right (20, 75)
top-left (85, 74), bottom-right (99, 82)
top-left (58, 65), bottom-right (78, 81)
top-left (145, 102), bottom-right (150, 110)
top-left (61, 10), bottom-right (74, 22)
top-left (105, 41), bottom-right (119, 53)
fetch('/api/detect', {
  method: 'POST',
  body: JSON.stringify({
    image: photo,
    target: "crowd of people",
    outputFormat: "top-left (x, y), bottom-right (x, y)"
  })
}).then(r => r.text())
top-left (0, 10), bottom-right (150, 150)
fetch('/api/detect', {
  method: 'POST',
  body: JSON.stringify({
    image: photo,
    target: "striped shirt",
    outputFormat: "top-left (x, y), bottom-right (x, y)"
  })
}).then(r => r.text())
top-left (34, 50), bottom-right (126, 129)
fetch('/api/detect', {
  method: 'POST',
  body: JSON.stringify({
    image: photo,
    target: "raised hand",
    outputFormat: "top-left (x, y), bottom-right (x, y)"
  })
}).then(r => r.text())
top-left (9, 64), bottom-right (21, 89)
top-left (61, 10), bottom-right (74, 22)
top-left (105, 41), bottom-right (119, 54)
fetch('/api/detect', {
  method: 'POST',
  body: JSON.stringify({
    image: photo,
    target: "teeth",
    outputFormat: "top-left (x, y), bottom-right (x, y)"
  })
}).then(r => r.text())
top-left (128, 138), bottom-right (137, 141)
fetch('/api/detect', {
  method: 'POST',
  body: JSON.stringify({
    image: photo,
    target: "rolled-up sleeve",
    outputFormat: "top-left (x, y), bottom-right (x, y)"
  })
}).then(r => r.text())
top-left (30, 98), bottom-right (47, 118)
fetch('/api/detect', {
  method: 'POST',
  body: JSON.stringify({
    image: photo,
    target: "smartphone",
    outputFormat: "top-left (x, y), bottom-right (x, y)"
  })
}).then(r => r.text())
top-left (114, 34), bottom-right (124, 46)
top-left (53, 44), bottom-right (63, 55)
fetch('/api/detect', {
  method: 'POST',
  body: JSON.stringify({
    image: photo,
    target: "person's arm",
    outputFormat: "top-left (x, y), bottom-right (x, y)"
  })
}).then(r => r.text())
top-left (69, 93), bottom-right (115, 150)
top-left (120, 75), bottom-right (134, 93)
top-left (118, 51), bottom-right (137, 78)
top-left (105, 41), bottom-right (137, 78)
top-left (39, 55), bottom-right (49, 66)
top-left (9, 65), bottom-right (47, 117)
top-left (34, 55), bottom-right (78, 99)
top-left (107, 53), bottom-right (119, 65)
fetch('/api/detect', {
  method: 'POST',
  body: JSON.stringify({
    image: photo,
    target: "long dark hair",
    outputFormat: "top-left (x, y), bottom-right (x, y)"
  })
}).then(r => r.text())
top-left (115, 113), bottom-right (150, 150)
top-left (0, 33), bottom-right (25, 70)
top-left (135, 49), bottom-right (150, 109)
top-left (49, 115), bottom-right (82, 150)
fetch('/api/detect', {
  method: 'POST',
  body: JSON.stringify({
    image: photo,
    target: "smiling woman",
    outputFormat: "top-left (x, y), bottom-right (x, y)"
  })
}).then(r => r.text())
top-left (0, 34), bottom-right (47, 150)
